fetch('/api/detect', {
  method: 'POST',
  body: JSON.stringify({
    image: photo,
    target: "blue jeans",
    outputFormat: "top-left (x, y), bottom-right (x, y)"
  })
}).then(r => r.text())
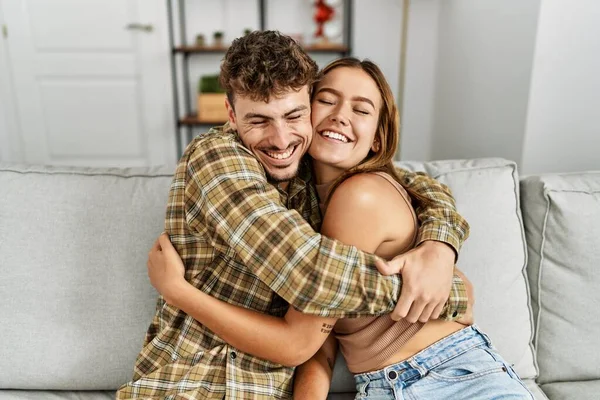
top-left (354, 325), bottom-right (533, 399)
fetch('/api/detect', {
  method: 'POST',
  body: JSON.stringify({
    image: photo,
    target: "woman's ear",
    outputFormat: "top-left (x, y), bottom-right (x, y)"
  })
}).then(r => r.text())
top-left (371, 138), bottom-right (381, 153)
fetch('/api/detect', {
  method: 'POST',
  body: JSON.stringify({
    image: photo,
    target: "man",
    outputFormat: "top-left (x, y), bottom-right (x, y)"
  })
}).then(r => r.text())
top-left (117, 31), bottom-right (470, 399)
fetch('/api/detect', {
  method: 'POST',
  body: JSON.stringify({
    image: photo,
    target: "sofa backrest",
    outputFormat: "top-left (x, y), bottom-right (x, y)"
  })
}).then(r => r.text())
top-left (0, 164), bottom-right (172, 390)
top-left (521, 172), bottom-right (600, 400)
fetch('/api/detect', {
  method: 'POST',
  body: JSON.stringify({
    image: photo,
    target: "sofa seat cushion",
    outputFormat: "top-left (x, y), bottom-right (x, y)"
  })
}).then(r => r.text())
top-left (521, 172), bottom-right (600, 386)
top-left (0, 164), bottom-right (172, 390)
top-left (0, 391), bottom-right (114, 400)
top-left (540, 380), bottom-right (600, 400)
top-left (327, 394), bottom-right (355, 400)
top-left (523, 380), bottom-right (550, 400)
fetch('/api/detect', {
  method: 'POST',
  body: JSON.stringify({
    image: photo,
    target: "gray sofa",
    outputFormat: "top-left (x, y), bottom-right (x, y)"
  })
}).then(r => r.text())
top-left (1, 158), bottom-right (598, 399)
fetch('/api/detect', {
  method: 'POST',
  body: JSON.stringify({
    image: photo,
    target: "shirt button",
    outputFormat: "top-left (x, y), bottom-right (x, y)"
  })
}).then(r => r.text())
top-left (230, 351), bottom-right (237, 360)
top-left (387, 370), bottom-right (398, 380)
top-left (452, 310), bottom-right (458, 318)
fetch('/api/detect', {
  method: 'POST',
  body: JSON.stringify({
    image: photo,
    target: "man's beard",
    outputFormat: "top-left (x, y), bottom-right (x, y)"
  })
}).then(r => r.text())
top-left (265, 167), bottom-right (299, 184)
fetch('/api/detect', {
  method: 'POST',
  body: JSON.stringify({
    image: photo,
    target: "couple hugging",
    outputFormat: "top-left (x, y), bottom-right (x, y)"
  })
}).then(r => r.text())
top-left (117, 31), bottom-right (532, 400)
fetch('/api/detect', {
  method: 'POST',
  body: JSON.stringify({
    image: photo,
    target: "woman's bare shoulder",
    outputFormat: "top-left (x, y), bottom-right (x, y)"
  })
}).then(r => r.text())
top-left (328, 172), bottom-right (411, 212)
top-left (321, 173), bottom-right (416, 253)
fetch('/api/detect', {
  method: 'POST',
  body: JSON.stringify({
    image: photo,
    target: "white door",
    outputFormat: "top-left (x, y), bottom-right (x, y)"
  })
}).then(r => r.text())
top-left (1, 0), bottom-right (176, 167)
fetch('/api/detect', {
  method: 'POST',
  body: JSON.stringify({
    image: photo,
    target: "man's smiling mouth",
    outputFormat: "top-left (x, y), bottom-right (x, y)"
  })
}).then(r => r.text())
top-left (264, 145), bottom-right (297, 161)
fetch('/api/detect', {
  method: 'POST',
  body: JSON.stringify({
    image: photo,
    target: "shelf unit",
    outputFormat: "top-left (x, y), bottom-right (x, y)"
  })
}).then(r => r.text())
top-left (167, 0), bottom-right (353, 157)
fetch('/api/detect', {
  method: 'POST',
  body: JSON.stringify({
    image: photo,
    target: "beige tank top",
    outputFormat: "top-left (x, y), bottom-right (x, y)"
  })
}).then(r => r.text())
top-left (316, 171), bottom-right (424, 373)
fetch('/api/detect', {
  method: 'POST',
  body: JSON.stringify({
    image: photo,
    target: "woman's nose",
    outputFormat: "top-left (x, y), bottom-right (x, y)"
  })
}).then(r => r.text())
top-left (329, 110), bottom-right (349, 126)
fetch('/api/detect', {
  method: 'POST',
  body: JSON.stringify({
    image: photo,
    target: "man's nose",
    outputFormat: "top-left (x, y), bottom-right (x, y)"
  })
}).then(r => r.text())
top-left (268, 123), bottom-right (294, 149)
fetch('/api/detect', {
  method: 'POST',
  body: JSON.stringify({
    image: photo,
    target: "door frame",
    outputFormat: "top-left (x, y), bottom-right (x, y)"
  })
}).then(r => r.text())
top-left (137, 0), bottom-right (177, 167)
top-left (0, 0), bottom-right (23, 163)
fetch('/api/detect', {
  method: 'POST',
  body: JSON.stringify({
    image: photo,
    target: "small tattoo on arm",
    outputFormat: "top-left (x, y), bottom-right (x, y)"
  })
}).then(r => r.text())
top-left (320, 323), bottom-right (333, 334)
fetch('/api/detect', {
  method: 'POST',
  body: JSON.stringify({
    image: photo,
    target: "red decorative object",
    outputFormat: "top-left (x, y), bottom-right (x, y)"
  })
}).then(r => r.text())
top-left (313, 0), bottom-right (335, 37)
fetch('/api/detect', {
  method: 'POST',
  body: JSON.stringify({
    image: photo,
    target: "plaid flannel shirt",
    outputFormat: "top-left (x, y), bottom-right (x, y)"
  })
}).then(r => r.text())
top-left (117, 125), bottom-right (470, 399)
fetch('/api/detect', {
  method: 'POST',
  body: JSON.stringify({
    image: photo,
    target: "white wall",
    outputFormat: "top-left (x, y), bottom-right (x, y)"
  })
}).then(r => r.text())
top-left (0, 104), bottom-right (7, 163)
top-left (0, 79), bottom-right (7, 162)
top-left (0, 6), bottom-right (21, 163)
top-left (400, 0), bottom-right (440, 161)
top-left (521, 0), bottom-right (600, 174)
top-left (404, 0), bottom-right (600, 174)
top-left (352, 0), bottom-right (403, 105)
top-left (430, 0), bottom-right (541, 163)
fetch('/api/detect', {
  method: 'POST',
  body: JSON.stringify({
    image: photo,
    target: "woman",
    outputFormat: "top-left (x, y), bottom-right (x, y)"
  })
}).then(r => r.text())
top-left (148, 58), bottom-right (533, 399)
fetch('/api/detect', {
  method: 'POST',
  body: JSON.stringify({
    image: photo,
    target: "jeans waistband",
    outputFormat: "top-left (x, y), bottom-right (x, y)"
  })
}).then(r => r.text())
top-left (355, 324), bottom-right (493, 385)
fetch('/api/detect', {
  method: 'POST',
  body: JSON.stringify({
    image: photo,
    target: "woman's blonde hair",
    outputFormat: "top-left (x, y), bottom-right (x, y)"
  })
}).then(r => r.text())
top-left (314, 57), bottom-right (429, 206)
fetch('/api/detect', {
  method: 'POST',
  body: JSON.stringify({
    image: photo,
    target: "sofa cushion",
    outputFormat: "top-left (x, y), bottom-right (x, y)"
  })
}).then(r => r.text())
top-left (521, 172), bottom-right (600, 387)
top-left (0, 391), bottom-right (114, 400)
top-left (540, 381), bottom-right (600, 400)
top-left (524, 380), bottom-right (550, 400)
top-left (329, 158), bottom-right (538, 394)
top-left (399, 159), bottom-right (537, 379)
top-left (327, 394), bottom-right (355, 400)
top-left (0, 164), bottom-right (172, 390)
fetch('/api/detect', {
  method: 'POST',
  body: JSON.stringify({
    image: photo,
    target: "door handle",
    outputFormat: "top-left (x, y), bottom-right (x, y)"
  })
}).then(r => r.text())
top-left (125, 23), bottom-right (154, 32)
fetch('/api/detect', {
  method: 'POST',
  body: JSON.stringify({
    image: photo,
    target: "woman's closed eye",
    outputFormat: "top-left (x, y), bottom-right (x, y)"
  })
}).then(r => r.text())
top-left (354, 108), bottom-right (369, 115)
top-left (317, 98), bottom-right (334, 105)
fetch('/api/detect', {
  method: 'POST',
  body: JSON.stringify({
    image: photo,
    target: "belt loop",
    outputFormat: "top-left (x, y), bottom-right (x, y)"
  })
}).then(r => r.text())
top-left (407, 358), bottom-right (426, 378)
top-left (472, 324), bottom-right (493, 347)
top-left (357, 375), bottom-right (370, 396)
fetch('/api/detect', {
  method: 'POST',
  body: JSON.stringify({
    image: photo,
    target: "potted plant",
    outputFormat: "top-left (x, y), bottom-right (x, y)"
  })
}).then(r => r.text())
top-left (195, 33), bottom-right (205, 47)
top-left (197, 74), bottom-right (228, 122)
top-left (213, 31), bottom-right (224, 47)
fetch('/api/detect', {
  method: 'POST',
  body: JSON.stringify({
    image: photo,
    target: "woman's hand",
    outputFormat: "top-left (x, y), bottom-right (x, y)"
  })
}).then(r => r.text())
top-left (147, 233), bottom-right (187, 304)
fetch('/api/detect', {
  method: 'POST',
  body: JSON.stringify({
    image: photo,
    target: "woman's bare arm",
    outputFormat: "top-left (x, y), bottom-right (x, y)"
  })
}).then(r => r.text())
top-left (293, 334), bottom-right (339, 400)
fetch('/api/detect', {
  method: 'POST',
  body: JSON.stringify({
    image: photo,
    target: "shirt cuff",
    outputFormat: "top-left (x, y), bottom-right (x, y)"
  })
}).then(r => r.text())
top-left (439, 274), bottom-right (469, 321)
top-left (415, 222), bottom-right (462, 261)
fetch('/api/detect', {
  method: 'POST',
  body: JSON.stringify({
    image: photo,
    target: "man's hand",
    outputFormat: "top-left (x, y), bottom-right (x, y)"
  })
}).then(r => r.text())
top-left (375, 240), bottom-right (455, 323)
top-left (147, 233), bottom-right (187, 304)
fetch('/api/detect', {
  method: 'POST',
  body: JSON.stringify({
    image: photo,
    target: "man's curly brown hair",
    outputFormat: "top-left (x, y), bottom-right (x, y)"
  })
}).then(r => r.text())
top-left (219, 30), bottom-right (319, 106)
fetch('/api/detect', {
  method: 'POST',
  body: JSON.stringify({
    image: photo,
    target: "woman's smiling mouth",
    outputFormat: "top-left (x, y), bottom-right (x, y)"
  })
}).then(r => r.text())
top-left (320, 130), bottom-right (351, 143)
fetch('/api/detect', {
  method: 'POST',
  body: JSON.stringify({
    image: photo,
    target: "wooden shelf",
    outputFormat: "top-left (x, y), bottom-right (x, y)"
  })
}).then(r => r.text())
top-left (179, 114), bottom-right (227, 126)
top-left (173, 44), bottom-right (349, 54)
top-left (173, 45), bottom-right (229, 54)
top-left (303, 44), bottom-right (349, 53)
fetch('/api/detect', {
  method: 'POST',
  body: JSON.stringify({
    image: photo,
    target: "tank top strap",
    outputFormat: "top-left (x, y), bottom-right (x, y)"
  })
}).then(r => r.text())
top-left (369, 171), bottom-right (419, 244)
top-left (369, 172), bottom-right (414, 211)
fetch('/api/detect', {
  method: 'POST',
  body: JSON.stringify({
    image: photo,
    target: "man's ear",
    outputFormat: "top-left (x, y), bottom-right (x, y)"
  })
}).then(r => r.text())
top-left (225, 97), bottom-right (237, 130)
